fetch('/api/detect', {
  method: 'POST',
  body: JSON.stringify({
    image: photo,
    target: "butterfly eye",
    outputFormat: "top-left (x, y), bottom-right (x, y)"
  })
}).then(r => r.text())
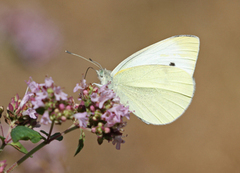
top-left (169, 62), bottom-right (175, 66)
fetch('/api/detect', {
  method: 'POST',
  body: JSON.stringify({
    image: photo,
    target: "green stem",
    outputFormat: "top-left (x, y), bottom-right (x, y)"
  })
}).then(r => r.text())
top-left (6, 141), bottom-right (46, 173)
top-left (6, 125), bottom-right (79, 173)
top-left (47, 121), bottom-right (55, 141)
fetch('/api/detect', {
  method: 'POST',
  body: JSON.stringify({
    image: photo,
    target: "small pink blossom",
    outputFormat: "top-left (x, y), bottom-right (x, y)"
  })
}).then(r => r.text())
top-left (59, 103), bottom-right (65, 111)
top-left (90, 105), bottom-right (95, 112)
top-left (74, 112), bottom-right (89, 128)
top-left (22, 108), bottom-right (37, 119)
top-left (19, 94), bottom-right (30, 108)
top-left (45, 77), bottom-right (54, 87)
top-left (73, 79), bottom-right (86, 93)
top-left (27, 78), bottom-right (39, 93)
top-left (40, 110), bottom-right (51, 125)
top-left (90, 93), bottom-right (99, 102)
top-left (98, 89), bottom-right (115, 108)
top-left (112, 136), bottom-right (125, 150)
top-left (54, 86), bottom-right (68, 101)
top-left (32, 97), bottom-right (45, 109)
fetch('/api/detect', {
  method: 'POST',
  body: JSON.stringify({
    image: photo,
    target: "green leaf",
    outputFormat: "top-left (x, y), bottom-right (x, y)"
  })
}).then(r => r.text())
top-left (35, 107), bottom-right (45, 115)
top-left (51, 132), bottom-right (63, 141)
top-left (40, 130), bottom-right (49, 137)
top-left (9, 142), bottom-right (28, 154)
top-left (0, 135), bottom-right (5, 141)
top-left (11, 126), bottom-right (42, 143)
top-left (74, 131), bottom-right (85, 156)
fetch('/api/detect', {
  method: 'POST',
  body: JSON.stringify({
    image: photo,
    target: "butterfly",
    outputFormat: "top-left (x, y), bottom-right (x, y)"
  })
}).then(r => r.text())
top-left (67, 35), bottom-right (200, 125)
top-left (95, 35), bottom-right (200, 125)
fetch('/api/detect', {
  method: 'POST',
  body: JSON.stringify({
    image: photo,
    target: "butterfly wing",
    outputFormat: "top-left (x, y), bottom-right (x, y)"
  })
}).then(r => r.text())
top-left (111, 35), bottom-right (199, 77)
top-left (112, 65), bottom-right (194, 125)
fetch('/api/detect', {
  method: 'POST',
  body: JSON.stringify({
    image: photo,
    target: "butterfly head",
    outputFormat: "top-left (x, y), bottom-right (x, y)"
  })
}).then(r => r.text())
top-left (96, 68), bottom-right (113, 87)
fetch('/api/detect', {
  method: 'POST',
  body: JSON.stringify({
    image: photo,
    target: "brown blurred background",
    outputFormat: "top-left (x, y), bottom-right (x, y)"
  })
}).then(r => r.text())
top-left (1, 0), bottom-right (240, 173)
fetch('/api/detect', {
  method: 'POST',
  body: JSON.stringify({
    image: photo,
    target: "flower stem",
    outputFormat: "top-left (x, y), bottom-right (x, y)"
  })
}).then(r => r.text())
top-left (47, 121), bottom-right (55, 141)
top-left (6, 141), bottom-right (46, 173)
top-left (6, 125), bottom-right (79, 173)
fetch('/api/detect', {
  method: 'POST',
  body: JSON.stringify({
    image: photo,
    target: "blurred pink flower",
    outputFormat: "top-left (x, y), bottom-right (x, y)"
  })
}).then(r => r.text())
top-left (0, 7), bottom-right (62, 66)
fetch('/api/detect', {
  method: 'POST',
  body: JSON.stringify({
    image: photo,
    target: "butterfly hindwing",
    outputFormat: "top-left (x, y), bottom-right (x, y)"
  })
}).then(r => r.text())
top-left (112, 65), bottom-right (194, 125)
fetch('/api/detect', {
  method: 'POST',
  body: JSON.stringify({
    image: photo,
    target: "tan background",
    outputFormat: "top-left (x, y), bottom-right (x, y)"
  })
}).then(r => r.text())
top-left (1, 1), bottom-right (240, 173)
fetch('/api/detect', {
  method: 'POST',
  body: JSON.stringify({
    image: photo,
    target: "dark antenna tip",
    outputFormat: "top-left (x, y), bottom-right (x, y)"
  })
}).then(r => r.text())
top-left (65, 50), bottom-right (71, 54)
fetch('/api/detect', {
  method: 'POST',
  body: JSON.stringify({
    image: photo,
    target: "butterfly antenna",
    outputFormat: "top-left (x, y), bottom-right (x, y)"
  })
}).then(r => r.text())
top-left (84, 67), bottom-right (95, 79)
top-left (89, 58), bottom-right (103, 69)
top-left (65, 50), bottom-right (101, 69)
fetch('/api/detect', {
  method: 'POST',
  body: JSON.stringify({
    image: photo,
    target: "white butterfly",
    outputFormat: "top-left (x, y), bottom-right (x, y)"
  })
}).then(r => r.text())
top-left (67, 35), bottom-right (200, 125)
top-left (96, 35), bottom-right (200, 125)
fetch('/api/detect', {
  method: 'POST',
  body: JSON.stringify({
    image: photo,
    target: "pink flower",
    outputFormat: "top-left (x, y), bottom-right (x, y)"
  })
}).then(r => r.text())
top-left (90, 93), bottom-right (99, 102)
top-left (40, 110), bottom-right (51, 125)
top-left (26, 78), bottom-right (39, 93)
top-left (31, 97), bottom-right (45, 109)
top-left (22, 108), bottom-right (37, 119)
top-left (45, 77), bottom-right (54, 87)
top-left (74, 112), bottom-right (89, 128)
top-left (112, 136), bottom-right (125, 150)
top-left (98, 89), bottom-right (115, 108)
top-left (19, 94), bottom-right (30, 108)
top-left (73, 79), bottom-right (87, 93)
top-left (109, 104), bottom-right (130, 120)
top-left (54, 86), bottom-right (68, 101)
top-left (0, 7), bottom-right (62, 66)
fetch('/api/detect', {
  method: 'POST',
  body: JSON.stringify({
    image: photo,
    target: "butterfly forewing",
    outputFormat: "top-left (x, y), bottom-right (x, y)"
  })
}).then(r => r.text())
top-left (111, 35), bottom-right (199, 77)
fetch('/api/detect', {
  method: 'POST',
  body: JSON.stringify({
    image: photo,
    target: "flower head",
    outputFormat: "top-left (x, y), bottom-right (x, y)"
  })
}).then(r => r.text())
top-left (5, 94), bottom-right (38, 128)
top-left (25, 77), bottom-right (75, 125)
top-left (74, 80), bottom-right (130, 150)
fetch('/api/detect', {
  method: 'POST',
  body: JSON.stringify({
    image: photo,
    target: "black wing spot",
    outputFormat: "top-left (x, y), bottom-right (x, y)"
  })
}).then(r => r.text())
top-left (169, 62), bottom-right (175, 66)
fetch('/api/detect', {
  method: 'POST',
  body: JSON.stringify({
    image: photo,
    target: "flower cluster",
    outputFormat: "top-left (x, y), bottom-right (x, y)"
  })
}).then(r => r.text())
top-left (25, 77), bottom-right (76, 125)
top-left (74, 80), bottom-right (130, 150)
top-left (5, 94), bottom-right (38, 128)
top-left (3, 76), bottom-right (130, 150)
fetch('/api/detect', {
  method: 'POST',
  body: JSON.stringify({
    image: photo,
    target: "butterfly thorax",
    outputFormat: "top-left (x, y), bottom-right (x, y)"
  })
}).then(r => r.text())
top-left (97, 68), bottom-right (113, 89)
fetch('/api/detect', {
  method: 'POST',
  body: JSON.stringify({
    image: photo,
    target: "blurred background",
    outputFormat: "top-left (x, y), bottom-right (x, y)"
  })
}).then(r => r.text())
top-left (0, 0), bottom-right (240, 173)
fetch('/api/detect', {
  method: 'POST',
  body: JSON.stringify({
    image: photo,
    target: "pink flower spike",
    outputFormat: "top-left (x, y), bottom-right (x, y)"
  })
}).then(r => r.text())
top-left (40, 110), bottom-right (52, 125)
top-left (45, 77), bottom-right (54, 87)
top-left (74, 112), bottom-right (89, 128)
